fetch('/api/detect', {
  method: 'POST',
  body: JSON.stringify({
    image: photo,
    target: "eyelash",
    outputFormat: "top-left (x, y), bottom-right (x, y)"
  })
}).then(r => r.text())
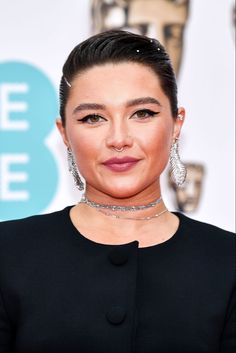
top-left (77, 109), bottom-right (159, 124)
top-left (78, 114), bottom-right (105, 124)
top-left (133, 109), bottom-right (159, 119)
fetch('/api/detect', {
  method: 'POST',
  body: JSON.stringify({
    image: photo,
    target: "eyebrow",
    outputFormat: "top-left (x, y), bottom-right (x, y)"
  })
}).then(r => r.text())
top-left (73, 103), bottom-right (105, 114)
top-left (72, 96), bottom-right (162, 114)
top-left (126, 97), bottom-right (162, 108)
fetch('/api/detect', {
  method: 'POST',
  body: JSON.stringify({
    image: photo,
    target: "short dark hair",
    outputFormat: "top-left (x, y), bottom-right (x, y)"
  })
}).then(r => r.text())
top-left (59, 30), bottom-right (178, 126)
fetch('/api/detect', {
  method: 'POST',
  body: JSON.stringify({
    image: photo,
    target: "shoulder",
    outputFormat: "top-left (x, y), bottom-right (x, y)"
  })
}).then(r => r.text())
top-left (176, 213), bottom-right (235, 287)
top-left (177, 211), bottom-right (235, 238)
top-left (0, 206), bottom-right (73, 248)
top-left (176, 211), bottom-right (235, 256)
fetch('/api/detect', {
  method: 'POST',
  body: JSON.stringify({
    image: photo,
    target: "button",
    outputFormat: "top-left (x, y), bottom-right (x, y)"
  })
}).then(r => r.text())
top-left (108, 246), bottom-right (129, 265)
top-left (106, 306), bottom-right (126, 325)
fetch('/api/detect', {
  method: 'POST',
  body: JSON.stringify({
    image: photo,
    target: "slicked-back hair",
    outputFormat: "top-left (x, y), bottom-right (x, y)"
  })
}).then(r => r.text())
top-left (59, 30), bottom-right (178, 126)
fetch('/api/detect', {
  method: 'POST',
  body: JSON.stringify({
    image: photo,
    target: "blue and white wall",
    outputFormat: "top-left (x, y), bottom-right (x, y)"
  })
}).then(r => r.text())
top-left (0, 0), bottom-right (235, 231)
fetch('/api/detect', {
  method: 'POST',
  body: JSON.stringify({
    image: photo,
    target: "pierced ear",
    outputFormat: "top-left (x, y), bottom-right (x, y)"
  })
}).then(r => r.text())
top-left (177, 113), bottom-right (184, 121)
top-left (56, 118), bottom-right (69, 148)
top-left (173, 107), bottom-right (185, 140)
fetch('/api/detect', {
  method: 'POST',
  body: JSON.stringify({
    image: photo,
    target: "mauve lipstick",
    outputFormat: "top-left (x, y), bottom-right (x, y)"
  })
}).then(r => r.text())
top-left (102, 156), bottom-right (140, 172)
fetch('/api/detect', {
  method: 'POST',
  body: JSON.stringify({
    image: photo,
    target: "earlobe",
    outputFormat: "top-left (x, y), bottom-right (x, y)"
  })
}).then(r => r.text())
top-left (56, 118), bottom-right (69, 147)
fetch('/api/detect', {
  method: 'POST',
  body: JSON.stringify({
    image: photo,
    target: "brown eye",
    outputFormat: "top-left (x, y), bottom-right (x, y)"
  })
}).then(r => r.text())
top-left (132, 109), bottom-right (159, 120)
top-left (137, 111), bottom-right (148, 118)
top-left (89, 115), bottom-right (101, 123)
top-left (78, 114), bottom-right (106, 124)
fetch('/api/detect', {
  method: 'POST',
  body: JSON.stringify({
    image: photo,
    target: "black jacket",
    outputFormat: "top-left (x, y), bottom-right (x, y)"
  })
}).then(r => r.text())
top-left (0, 206), bottom-right (235, 353)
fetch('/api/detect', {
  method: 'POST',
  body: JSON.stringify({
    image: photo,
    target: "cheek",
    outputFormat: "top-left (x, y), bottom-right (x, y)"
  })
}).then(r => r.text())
top-left (67, 129), bottom-right (99, 169)
top-left (140, 123), bottom-right (173, 158)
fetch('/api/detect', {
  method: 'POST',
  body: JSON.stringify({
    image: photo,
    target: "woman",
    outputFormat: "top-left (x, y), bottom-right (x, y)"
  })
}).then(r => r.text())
top-left (0, 30), bottom-right (235, 353)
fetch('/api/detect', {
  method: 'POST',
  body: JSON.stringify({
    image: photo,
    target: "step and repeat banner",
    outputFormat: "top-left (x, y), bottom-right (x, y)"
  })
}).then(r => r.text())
top-left (0, 0), bottom-right (235, 231)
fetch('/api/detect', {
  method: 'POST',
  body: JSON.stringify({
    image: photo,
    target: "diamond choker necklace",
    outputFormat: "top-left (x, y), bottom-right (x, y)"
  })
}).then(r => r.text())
top-left (79, 194), bottom-right (162, 212)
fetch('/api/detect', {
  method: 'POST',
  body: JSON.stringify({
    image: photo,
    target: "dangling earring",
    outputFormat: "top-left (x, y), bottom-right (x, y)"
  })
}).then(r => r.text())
top-left (67, 148), bottom-right (84, 191)
top-left (169, 138), bottom-right (187, 186)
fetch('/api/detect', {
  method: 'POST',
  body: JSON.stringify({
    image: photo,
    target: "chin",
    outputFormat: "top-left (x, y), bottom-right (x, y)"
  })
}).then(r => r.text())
top-left (100, 182), bottom-right (146, 200)
top-left (107, 190), bottom-right (138, 200)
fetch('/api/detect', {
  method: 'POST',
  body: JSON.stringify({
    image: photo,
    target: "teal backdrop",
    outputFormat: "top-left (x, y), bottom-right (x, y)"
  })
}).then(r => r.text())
top-left (0, 61), bottom-right (58, 220)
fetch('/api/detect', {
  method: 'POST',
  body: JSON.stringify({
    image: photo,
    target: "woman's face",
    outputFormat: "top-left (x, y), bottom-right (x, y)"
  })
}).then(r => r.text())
top-left (57, 62), bottom-right (184, 200)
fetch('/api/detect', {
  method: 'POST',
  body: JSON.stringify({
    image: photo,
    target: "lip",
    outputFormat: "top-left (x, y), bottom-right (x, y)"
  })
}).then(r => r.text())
top-left (102, 156), bottom-right (140, 172)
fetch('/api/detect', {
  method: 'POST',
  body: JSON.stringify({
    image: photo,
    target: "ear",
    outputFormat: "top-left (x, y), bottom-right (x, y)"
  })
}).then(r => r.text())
top-left (172, 107), bottom-right (185, 140)
top-left (56, 118), bottom-right (70, 148)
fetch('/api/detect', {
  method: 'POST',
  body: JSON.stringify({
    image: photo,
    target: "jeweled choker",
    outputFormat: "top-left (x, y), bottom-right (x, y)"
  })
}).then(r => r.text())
top-left (79, 194), bottom-right (162, 212)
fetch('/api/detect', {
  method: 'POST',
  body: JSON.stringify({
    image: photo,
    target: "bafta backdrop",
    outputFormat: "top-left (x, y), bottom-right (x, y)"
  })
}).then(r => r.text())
top-left (0, 0), bottom-right (235, 231)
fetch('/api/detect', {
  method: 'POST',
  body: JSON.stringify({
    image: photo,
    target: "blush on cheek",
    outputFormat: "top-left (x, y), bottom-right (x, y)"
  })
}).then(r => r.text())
top-left (70, 142), bottom-right (97, 180)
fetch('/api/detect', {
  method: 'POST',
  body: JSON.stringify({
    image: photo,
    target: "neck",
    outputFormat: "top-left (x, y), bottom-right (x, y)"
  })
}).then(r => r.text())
top-left (73, 198), bottom-right (170, 243)
top-left (70, 186), bottom-right (178, 247)
top-left (77, 194), bottom-right (167, 226)
top-left (84, 183), bottom-right (162, 207)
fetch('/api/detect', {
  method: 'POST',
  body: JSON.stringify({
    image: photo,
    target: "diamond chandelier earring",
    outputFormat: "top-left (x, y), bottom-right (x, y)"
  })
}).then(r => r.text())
top-left (67, 148), bottom-right (84, 191)
top-left (169, 138), bottom-right (187, 186)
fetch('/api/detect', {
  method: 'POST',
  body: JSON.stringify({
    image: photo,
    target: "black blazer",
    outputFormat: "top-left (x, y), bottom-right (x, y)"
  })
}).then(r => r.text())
top-left (0, 207), bottom-right (235, 353)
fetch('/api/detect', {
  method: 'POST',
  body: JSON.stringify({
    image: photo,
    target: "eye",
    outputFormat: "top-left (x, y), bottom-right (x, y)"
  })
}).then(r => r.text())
top-left (131, 109), bottom-right (159, 120)
top-left (77, 114), bottom-right (106, 124)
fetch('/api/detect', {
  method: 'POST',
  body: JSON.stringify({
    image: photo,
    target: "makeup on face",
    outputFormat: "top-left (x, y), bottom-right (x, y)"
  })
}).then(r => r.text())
top-left (102, 156), bottom-right (141, 172)
top-left (60, 63), bottom-right (180, 200)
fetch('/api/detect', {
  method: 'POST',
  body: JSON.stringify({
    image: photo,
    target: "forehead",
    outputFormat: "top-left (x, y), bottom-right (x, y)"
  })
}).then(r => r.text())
top-left (69, 62), bottom-right (167, 106)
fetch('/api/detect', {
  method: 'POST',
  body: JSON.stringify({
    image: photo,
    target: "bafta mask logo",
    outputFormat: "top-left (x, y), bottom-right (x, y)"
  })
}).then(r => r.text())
top-left (91, 0), bottom-right (190, 76)
top-left (169, 163), bottom-right (205, 213)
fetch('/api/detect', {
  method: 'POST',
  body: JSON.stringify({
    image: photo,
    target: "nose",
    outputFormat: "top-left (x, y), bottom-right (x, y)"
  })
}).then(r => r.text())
top-left (105, 120), bottom-right (133, 151)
